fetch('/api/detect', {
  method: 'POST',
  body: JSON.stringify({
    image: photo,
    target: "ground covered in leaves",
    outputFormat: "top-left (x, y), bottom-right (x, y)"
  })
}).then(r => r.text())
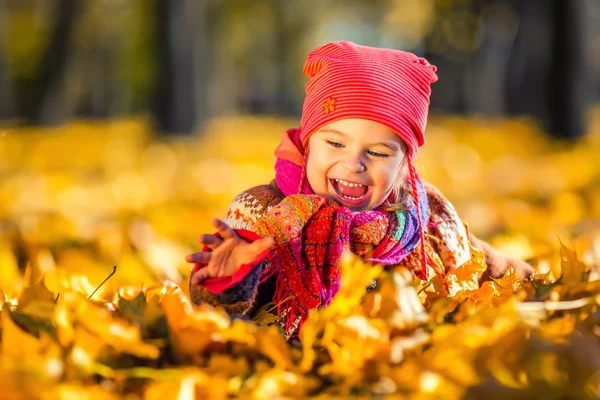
top-left (0, 115), bottom-right (599, 399)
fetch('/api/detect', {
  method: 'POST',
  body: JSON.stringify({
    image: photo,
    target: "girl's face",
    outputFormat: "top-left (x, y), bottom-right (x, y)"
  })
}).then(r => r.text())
top-left (305, 118), bottom-right (407, 212)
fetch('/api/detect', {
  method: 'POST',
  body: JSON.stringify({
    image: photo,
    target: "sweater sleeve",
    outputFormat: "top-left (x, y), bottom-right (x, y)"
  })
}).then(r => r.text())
top-left (424, 181), bottom-right (533, 279)
top-left (189, 182), bottom-right (285, 316)
top-left (189, 260), bottom-right (268, 316)
top-left (423, 181), bottom-right (471, 271)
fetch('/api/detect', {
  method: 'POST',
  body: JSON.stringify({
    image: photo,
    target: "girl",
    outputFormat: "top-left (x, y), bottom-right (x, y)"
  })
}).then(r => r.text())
top-left (186, 41), bottom-right (533, 337)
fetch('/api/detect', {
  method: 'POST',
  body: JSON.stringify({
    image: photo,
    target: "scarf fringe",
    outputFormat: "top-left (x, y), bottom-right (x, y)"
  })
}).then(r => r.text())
top-left (260, 259), bottom-right (314, 336)
top-left (407, 157), bottom-right (429, 281)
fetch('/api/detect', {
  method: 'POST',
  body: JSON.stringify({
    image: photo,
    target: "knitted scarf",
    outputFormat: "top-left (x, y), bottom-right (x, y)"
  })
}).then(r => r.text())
top-left (255, 128), bottom-right (428, 331)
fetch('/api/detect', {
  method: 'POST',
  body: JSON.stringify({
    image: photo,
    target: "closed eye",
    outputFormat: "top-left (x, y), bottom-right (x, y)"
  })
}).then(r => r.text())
top-left (367, 150), bottom-right (389, 158)
top-left (326, 140), bottom-right (343, 148)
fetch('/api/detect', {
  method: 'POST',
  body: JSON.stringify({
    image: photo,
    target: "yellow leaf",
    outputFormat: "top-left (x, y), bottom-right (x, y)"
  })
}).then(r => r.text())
top-left (526, 352), bottom-right (569, 387)
top-left (561, 280), bottom-right (600, 300)
top-left (532, 269), bottom-right (555, 286)
top-left (467, 281), bottom-right (496, 306)
top-left (424, 346), bottom-right (481, 387)
top-left (298, 312), bottom-right (321, 372)
top-left (559, 240), bottom-right (590, 285)
top-left (18, 261), bottom-right (57, 307)
top-left (389, 329), bottom-right (429, 364)
top-left (69, 292), bottom-right (160, 359)
top-left (445, 242), bottom-right (487, 298)
top-left (0, 241), bottom-right (22, 299)
top-left (116, 289), bottom-right (167, 339)
top-left (1, 308), bottom-right (64, 380)
top-left (317, 316), bottom-right (389, 378)
top-left (490, 266), bottom-right (523, 307)
top-left (2, 306), bottom-right (43, 359)
top-left (70, 325), bottom-right (105, 371)
top-left (205, 355), bottom-right (250, 378)
top-left (248, 370), bottom-right (321, 400)
top-left (417, 271), bottom-right (449, 305)
top-left (366, 270), bottom-right (429, 333)
top-left (46, 384), bottom-right (122, 400)
top-left (257, 326), bottom-right (292, 369)
top-left (144, 370), bottom-right (228, 400)
top-left (389, 272), bottom-right (429, 332)
top-left (160, 283), bottom-right (233, 362)
top-left (538, 315), bottom-right (576, 343)
top-left (321, 252), bottom-right (383, 318)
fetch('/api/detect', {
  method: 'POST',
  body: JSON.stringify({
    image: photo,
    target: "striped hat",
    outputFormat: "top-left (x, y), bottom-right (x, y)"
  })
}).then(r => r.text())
top-left (299, 41), bottom-right (438, 157)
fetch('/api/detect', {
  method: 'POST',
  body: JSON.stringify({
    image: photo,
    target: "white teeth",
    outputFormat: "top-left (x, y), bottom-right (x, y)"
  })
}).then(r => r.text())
top-left (334, 178), bottom-right (364, 188)
top-left (332, 179), bottom-right (367, 201)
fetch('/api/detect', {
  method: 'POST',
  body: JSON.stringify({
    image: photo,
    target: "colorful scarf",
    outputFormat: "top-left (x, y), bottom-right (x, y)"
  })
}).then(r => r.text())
top-left (255, 128), bottom-right (428, 331)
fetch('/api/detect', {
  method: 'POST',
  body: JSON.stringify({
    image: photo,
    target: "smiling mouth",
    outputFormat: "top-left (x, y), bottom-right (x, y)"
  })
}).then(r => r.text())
top-left (330, 178), bottom-right (370, 204)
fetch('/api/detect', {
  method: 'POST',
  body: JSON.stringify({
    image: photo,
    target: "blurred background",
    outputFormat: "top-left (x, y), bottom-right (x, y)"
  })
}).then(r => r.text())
top-left (1, 0), bottom-right (600, 136)
top-left (0, 0), bottom-right (599, 293)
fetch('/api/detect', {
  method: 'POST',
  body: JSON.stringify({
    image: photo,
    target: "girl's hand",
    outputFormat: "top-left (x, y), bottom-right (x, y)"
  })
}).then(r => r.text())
top-left (481, 250), bottom-right (535, 282)
top-left (186, 219), bottom-right (274, 285)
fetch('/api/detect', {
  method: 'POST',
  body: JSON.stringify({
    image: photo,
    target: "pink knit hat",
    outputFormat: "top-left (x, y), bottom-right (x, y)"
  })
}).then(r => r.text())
top-left (299, 41), bottom-right (438, 157)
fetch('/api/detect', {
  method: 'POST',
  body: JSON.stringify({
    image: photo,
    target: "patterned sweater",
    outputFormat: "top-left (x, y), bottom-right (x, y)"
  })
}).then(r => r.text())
top-left (189, 180), bottom-right (527, 331)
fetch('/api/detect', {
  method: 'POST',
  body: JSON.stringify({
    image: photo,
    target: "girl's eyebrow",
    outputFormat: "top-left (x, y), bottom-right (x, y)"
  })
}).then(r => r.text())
top-left (319, 128), bottom-right (346, 136)
top-left (380, 142), bottom-right (400, 151)
top-left (319, 128), bottom-right (400, 151)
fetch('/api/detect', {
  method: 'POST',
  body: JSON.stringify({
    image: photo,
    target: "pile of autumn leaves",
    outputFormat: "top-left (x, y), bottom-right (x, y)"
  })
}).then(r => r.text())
top-left (2, 237), bottom-right (599, 399)
top-left (0, 116), bottom-right (599, 399)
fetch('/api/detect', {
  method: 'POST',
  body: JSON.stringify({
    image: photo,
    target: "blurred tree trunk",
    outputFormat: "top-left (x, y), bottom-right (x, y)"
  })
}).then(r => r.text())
top-left (426, 0), bottom-right (590, 138)
top-left (271, 0), bottom-right (309, 116)
top-left (193, 0), bottom-right (210, 133)
top-left (13, 0), bottom-right (78, 125)
top-left (155, 0), bottom-right (203, 134)
top-left (272, 0), bottom-right (290, 115)
top-left (505, 0), bottom-right (589, 139)
top-left (548, 0), bottom-right (589, 139)
top-left (74, 35), bottom-right (116, 119)
top-left (424, 0), bottom-right (488, 114)
top-left (0, 58), bottom-right (13, 120)
top-left (0, 2), bottom-right (15, 120)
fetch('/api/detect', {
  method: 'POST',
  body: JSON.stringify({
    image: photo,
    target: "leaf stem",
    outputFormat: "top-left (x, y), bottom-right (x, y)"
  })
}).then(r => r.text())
top-left (88, 266), bottom-right (117, 300)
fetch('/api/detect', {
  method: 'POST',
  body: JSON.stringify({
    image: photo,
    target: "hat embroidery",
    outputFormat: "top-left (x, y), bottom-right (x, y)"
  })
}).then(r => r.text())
top-left (323, 97), bottom-right (336, 114)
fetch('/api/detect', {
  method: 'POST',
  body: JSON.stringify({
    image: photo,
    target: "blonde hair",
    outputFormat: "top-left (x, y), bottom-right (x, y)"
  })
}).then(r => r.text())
top-left (381, 140), bottom-right (414, 212)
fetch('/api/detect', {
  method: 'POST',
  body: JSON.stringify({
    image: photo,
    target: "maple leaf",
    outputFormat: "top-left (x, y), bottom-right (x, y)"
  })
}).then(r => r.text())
top-left (558, 240), bottom-right (590, 285)
top-left (18, 262), bottom-right (56, 308)
top-left (444, 236), bottom-right (488, 299)
top-left (117, 289), bottom-right (168, 339)
top-left (69, 292), bottom-right (161, 360)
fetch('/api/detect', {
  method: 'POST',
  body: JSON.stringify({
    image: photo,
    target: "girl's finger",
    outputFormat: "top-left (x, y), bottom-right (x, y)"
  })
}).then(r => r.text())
top-left (198, 234), bottom-right (222, 249)
top-left (212, 218), bottom-right (236, 239)
top-left (191, 267), bottom-right (212, 285)
top-left (185, 251), bottom-right (212, 264)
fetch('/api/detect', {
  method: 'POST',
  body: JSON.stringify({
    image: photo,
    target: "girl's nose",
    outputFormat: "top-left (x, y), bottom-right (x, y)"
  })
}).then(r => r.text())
top-left (342, 156), bottom-right (366, 173)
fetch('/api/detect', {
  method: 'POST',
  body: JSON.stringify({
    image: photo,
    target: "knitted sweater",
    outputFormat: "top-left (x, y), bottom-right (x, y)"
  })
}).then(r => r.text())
top-left (189, 180), bottom-right (523, 335)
